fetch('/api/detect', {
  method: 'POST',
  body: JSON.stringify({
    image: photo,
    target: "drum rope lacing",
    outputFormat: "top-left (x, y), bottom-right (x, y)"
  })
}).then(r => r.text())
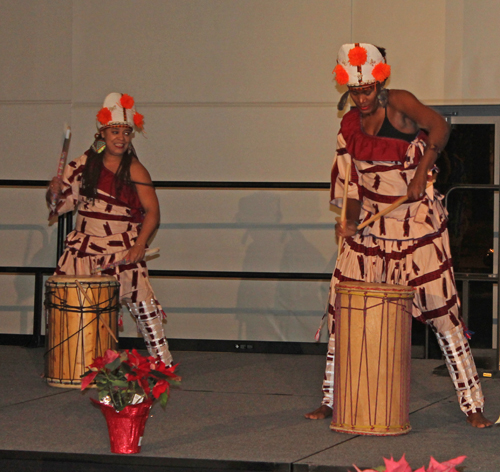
top-left (44, 281), bottom-right (120, 384)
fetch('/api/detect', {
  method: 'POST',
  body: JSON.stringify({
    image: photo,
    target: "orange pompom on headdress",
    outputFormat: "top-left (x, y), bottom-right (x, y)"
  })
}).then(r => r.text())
top-left (348, 46), bottom-right (368, 67)
top-left (332, 64), bottom-right (349, 86)
top-left (333, 43), bottom-right (390, 87)
top-left (120, 94), bottom-right (135, 109)
top-left (372, 62), bottom-right (391, 83)
top-left (133, 112), bottom-right (145, 131)
top-left (96, 107), bottom-right (113, 126)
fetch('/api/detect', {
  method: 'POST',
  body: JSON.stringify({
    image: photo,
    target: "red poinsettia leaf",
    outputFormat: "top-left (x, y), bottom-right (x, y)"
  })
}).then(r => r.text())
top-left (383, 455), bottom-right (412, 472)
top-left (351, 465), bottom-right (377, 472)
top-left (80, 371), bottom-right (98, 390)
top-left (152, 379), bottom-right (170, 399)
top-left (426, 455), bottom-right (466, 472)
top-left (103, 349), bottom-right (120, 364)
top-left (88, 356), bottom-right (106, 370)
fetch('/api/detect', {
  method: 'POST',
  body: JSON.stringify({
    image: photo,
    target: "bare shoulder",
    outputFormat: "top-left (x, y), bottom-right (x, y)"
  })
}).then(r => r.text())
top-left (130, 158), bottom-right (153, 185)
top-left (388, 89), bottom-right (422, 110)
top-left (388, 88), bottom-right (446, 132)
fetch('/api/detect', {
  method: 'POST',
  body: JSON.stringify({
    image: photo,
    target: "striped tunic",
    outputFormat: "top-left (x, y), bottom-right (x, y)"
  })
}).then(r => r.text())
top-left (52, 153), bottom-right (158, 305)
top-left (329, 108), bottom-right (461, 328)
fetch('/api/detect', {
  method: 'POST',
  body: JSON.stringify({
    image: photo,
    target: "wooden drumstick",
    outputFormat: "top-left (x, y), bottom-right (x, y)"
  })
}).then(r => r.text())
top-left (51, 126), bottom-right (71, 205)
top-left (75, 280), bottom-right (118, 343)
top-left (57, 126), bottom-right (71, 179)
top-left (91, 247), bottom-right (160, 274)
top-left (337, 160), bottom-right (351, 254)
top-left (357, 181), bottom-right (434, 231)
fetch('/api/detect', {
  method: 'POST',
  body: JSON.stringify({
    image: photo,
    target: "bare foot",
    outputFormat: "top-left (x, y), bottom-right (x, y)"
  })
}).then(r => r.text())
top-left (467, 412), bottom-right (494, 428)
top-left (304, 405), bottom-right (332, 420)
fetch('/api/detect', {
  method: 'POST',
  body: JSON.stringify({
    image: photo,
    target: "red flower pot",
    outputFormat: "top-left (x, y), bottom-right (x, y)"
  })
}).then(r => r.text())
top-left (92, 398), bottom-right (153, 454)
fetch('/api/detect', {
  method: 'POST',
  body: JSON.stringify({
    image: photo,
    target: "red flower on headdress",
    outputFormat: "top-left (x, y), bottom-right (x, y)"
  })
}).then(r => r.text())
top-left (133, 112), bottom-right (144, 130)
top-left (333, 64), bottom-right (349, 85)
top-left (348, 46), bottom-right (368, 66)
top-left (372, 62), bottom-right (391, 82)
top-left (120, 94), bottom-right (135, 109)
top-left (96, 107), bottom-right (112, 125)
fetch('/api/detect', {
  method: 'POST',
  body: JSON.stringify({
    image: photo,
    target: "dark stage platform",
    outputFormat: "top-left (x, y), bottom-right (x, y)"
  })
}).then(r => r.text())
top-left (1, 346), bottom-right (500, 472)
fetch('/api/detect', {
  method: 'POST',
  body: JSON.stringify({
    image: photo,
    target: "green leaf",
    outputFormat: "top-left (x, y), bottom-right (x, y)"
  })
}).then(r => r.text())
top-left (159, 392), bottom-right (169, 409)
top-left (106, 357), bottom-right (122, 371)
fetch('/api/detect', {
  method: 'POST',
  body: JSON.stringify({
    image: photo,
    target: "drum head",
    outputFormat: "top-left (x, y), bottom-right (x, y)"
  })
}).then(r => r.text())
top-left (47, 275), bottom-right (119, 285)
top-left (336, 281), bottom-right (414, 298)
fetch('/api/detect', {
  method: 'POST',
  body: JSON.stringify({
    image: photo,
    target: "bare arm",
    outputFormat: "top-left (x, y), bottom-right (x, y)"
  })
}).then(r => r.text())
top-left (335, 198), bottom-right (362, 239)
top-left (125, 159), bottom-right (160, 264)
top-left (389, 90), bottom-right (450, 200)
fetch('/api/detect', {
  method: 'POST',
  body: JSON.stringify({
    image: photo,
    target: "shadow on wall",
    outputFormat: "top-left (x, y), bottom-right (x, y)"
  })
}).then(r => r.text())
top-left (0, 224), bottom-right (55, 334)
top-left (234, 191), bottom-right (336, 342)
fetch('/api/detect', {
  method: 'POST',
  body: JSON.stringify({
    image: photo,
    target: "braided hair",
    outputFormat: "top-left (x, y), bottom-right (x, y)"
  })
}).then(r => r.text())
top-left (81, 146), bottom-right (136, 201)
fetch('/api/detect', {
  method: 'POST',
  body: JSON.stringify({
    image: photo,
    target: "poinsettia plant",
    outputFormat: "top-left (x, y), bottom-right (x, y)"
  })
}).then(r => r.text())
top-left (81, 349), bottom-right (180, 411)
top-left (353, 454), bottom-right (466, 472)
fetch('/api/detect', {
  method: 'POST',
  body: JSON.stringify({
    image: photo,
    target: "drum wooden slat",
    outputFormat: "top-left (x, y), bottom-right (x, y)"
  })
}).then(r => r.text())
top-left (44, 275), bottom-right (120, 388)
top-left (331, 281), bottom-right (414, 436)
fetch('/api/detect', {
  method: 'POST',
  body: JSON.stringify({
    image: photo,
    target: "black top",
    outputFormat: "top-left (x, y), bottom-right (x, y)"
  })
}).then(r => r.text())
top-left (377, 106), bottom-right (418, 143)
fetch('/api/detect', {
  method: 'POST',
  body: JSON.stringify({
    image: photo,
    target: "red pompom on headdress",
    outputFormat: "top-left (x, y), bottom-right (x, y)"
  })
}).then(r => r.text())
top-left (348, 46), bottom-right (368, 66)
top-left (372, 62), bottom-right (391, 82)
top-left (333, 64), bottom-right (349, 85)
top-left (96, 107), bottom-right (112, 125)
top-left (133, 112), bottom-right (144, 130)
top-left (120, 94), bottom-right (135, 109)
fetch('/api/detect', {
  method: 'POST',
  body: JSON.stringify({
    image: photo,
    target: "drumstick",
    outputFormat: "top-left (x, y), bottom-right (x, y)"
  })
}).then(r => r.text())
top-left (75, 280), bottom-right (118, 343)
top-left (50, 126), bottom-right (71, 207)
top-left (357, 181), bottom-right (434, 231)
top-left (57, 126), bottom-right (71, 179)
top-left (91, 247), bottom-right (160, 274)
top-left (337, 160), bottom-right (351, 254)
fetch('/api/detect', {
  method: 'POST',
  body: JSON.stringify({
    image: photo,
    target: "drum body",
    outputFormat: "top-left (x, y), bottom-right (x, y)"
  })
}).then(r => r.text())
top-left (44, 275), bottom-right (120, 388)
top-left (331, 281), bottom-right (414, 436)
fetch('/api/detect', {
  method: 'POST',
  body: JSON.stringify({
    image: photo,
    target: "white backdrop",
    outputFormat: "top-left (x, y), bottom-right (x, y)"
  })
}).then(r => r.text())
top-left (1, 0), bottom-right (500, 342)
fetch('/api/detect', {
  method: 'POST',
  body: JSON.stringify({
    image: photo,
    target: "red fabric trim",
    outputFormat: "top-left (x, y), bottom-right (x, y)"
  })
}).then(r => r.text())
top-left (340, 108), bottom-right (427, 163)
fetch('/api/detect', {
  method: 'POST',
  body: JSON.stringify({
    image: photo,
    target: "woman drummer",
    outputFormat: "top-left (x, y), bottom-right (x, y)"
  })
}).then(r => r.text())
top-left (46, 92), bottom-right (172, 366)
top-left (305, 43), bottom-right (491, 428)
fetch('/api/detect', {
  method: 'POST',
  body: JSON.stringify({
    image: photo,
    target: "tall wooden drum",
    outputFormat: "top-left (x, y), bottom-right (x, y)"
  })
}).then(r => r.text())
top-left (331, 281), bottom-right (414, 436)
top-left (44, 275), bottom-right (120, 388)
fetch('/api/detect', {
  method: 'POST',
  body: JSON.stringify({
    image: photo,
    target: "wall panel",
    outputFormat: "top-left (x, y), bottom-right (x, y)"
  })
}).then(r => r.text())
top-left (0, 0), bottom-right (72, 101)
top-left (150, 189), bottom-right (338, 273)
top-left (72, 0), bottom-right (350, 103)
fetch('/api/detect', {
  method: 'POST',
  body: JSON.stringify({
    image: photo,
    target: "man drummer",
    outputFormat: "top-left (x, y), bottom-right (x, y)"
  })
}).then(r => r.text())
top-left (305, 43), bottom-right (492, 428)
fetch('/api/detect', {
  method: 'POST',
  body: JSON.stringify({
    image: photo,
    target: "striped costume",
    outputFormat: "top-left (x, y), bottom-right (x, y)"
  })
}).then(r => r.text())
top-left (51, 153), bottom-right (172, 365)
top-left (321, 108), bottom-right (484, 417)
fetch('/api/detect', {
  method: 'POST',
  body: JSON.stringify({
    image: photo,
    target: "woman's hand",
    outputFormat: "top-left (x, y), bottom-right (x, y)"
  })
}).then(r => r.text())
top-left (335, 218), bottom-right (358, 239)
top-left (46, 177), bottom-right (63, 205)
top-left (125, 243), bottom-right (147, 264)
top-left (407, 170), bottom-right (427, 201)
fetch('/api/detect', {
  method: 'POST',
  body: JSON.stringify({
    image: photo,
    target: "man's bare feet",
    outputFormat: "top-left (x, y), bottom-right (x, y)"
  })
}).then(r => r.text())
top-left (304, 405), bottom-right (332, 420)
top-left (467, 412), bottom-right (494, 428)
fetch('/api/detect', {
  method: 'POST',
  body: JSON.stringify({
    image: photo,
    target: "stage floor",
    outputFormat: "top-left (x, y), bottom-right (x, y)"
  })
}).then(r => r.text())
top-left (1, 345), bottom-right (500, 472)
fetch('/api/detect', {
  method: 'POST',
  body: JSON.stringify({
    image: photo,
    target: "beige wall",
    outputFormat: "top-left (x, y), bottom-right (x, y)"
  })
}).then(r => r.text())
top-left (1, 1), bottom-right (499, 341)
